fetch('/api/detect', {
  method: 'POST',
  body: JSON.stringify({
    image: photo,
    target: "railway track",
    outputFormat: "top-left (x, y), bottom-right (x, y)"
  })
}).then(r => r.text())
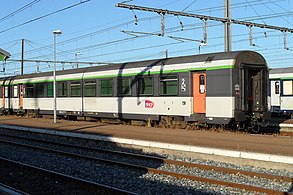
top-left (0, 131), bottom-right (292, 194)
top-left (0, 181), bottom-right (28, 195)
top-left (0, 156), bottom-right (133, 195)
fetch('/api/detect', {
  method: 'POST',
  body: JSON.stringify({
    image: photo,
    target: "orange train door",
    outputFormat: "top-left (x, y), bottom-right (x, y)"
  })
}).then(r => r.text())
top-left (19, 84), bottom-right (24, 109)
top-left (193, 73), bottom-right (206, 113)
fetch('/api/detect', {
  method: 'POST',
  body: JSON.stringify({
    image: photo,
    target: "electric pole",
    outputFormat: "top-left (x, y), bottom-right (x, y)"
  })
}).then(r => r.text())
top-left (224, 0), bottom-right (232, 52)
top-left (21, 39), bottom-right (24, 75)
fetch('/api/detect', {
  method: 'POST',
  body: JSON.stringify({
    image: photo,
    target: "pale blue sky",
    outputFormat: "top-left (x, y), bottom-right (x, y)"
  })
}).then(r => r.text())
top-left (0, 0), bottom-right (292, 75)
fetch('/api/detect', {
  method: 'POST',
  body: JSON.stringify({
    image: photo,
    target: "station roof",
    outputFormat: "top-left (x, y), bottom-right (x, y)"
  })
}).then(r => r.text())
top-left (0, 48), bottom-right (10, 61)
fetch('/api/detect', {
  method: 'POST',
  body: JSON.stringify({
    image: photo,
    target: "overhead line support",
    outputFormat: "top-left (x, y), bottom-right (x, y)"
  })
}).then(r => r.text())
top-left (116, 3), bottom-right (293, 33)
top-left (7, 59), bottom-right (109, 65)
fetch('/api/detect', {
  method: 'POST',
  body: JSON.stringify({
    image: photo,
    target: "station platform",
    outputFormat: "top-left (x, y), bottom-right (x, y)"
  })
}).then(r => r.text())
top-left (269, 117), bottom-right (293, 133)
top-left (0, 115), bottom-right (292, 169)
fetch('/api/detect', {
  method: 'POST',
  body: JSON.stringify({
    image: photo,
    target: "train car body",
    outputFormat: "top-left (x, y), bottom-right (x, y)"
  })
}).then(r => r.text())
top-left (0, 51), bottom-right (270, 128)
top-left (269, 67), bottom-right (293, 115)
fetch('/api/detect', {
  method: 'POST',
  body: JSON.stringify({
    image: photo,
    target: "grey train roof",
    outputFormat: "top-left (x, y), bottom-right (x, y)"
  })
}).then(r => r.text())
top-left (269, 67), bottom-right (293, 74)
top-left (0, 48), bottom-right (11, 59)
top-left (0, 50), bottom-right (265, 81)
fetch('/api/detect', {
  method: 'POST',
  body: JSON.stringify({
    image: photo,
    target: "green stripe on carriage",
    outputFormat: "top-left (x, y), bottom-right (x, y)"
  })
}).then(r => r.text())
top-left (206, 65), bottom-right (233, 71)
top-left (8, 65), bottom-right (234, 85)
top-left (269, 77), bottom-right (293, 80)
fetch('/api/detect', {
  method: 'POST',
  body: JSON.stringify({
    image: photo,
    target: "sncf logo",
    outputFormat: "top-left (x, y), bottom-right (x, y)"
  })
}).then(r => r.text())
top-left (145, 100), bottom-right (154, 108)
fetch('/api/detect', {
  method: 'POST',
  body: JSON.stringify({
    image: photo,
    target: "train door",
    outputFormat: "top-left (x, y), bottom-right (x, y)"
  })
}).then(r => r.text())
top-left (270, 80), bottom-right (280, 110)
top-left (241, 64), bottom-right (267, 113)
top-left (19, 84), bottom-right (24, 109)
top-left (193, 73), bottom-right (206, 113)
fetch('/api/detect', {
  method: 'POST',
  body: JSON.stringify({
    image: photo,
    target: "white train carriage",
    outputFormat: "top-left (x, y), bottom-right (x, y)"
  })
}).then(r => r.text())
top-left (0, 51), bottom-right (270, 129)
top-left (270, 67), bottom-right (293, 115)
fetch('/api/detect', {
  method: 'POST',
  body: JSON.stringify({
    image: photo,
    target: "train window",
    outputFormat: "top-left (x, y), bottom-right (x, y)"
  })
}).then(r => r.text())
top-left (283, 80), bottom-right (293, 95)
top-left (58, 82), bottom-right (67, 97)
top-left (159, 75), bottom-right (178, 95)
top-left (70, 81), bottom-right (81, 97)
top-left (4, 86), bottom-right (9, 98)
top-left (199, 75), bottom-right (205, 94)
top-left (13, 85), bottom-right (18, 98)
top-left (25, 84), bottom-right (34, 98)
top-left (117, 77), bottom-right (131, 96)
top-left (137, 77), bottom-right (153, 95)
top-left (275, 81), bottom-right (280, 94)
top-left (200, 75), bottom-right (205, 85)
top-left (47, 83), bottom-right (53, 97)
top-left (84, 80), bottom-right (96, 97)
top-left (101, 79), bottom-right (113, 97)
top-left (36, 84), bottom-right (45, 97)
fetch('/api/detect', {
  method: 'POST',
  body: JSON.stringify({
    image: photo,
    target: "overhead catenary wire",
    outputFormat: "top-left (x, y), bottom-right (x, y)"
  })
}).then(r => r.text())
top-left (259, 0), bottom-right (293, 26)
top-left (10, 21), bottom-right (291, 67)
top-left (9, 2), bottom-right (291, 58)
top-left (0, 0), bottom-right (41, 23)
top-left (10, 0), bottom-right (289, 57)
top-left (1, 0), bottom-right (292, 75)
top-left (187, 0), bottom-right (287, 14)
top-left (10, 19), bottom-right (292, 57)
top-left (0, 0), bottom-right (91, 34)
top-left (8, 29), bottom-right (291, 66)
top-left (245, 0), bottom-right (267, 25)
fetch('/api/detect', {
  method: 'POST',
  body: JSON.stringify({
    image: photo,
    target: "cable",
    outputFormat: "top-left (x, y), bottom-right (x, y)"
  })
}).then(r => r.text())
top-left (260, 0), bottom-right (293, 26)
top-left (25, 40), bottom-right (52, 61)
top-left (187, 0), bottom-right (286, 14)
top-left (4, 1), bottom-right (292, 73)
top-left (15, 20), bottom-right (289, 62)
top-left (0, 0), bottom-right (41, 23)
top-left (182, 0), bottom-right (199, 12)
top-left (0, 0), bottom-right (91, 34)
top-left (245, 0), bottom-right (267, 24)
top-left (12, 2), bottom-right (290, 58)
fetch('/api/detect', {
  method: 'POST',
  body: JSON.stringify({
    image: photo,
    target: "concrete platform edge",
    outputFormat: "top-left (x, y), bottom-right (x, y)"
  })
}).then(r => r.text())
top-left (1, 124), bottom-right (292, 165)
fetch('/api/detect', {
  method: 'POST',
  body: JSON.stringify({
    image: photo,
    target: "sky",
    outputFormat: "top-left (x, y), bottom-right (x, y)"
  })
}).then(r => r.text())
top-left (0, 0), bottom-right (292, 76)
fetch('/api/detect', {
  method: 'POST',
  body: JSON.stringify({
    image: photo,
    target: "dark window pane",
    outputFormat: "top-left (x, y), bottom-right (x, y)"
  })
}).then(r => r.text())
top-left (101, 79), bottom-right (113, 96)
top-left (84, 80), bottom-right (96, 97)
top-left (275, 81), bottom-right (280, 95)
top-left (159, 75), bottom-right (178, 95)
top-left (26, 84), bottom-right (34, 98)
top-left (36, 84), bottom-right (44, 97)
top-left (137, 77), bottom-right (153, 95)
top-left (118, 78), bottom-right (131, 96)
top-left (200, 75), bottom-right (205, 85)
top-left (71, 81), bottom-right (81, 97)
top-left (47, 83), bottom-right (53, 97)
top-left (199, 75), bottom-right (205, 94)
top-left (58, 82), bottom-right (67, 97)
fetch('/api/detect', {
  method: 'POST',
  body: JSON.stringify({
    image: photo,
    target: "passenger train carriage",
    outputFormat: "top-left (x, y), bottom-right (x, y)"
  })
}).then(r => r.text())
top-left (270, 67), bottom-right (293, 116)
top-left (0, 51), bottom-right (270, 129)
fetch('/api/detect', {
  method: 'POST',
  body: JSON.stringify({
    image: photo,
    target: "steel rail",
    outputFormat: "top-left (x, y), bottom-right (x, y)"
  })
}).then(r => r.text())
top-left (0, 182), bottom-right (29, 195)
top-left (0, 132), bottom-right (292, 183)
top-left (0, 156), bottom-right (134, 195)
top-left (0, 137), bottom-right (291, 194)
